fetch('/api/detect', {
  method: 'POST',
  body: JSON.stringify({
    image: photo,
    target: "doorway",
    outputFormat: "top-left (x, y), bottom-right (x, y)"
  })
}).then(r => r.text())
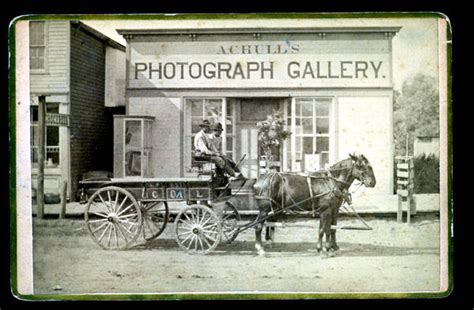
top-left (233, 98), bottom-right (287, 179)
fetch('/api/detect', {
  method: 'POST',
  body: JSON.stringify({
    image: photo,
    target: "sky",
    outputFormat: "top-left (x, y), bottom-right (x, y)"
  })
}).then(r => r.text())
top-left (82, 16), bottom-right (441, 91)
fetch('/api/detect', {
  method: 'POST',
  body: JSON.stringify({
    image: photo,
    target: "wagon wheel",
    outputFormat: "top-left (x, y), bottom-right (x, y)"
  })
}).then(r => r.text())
top-left (140, 201), bottom-right (169, 241)
top-left (174, 204), bottom-right (222, 254)
top-left (215, 202), bottom-right (241, 244)
top-left (85, 186), bottom-right (142, 250)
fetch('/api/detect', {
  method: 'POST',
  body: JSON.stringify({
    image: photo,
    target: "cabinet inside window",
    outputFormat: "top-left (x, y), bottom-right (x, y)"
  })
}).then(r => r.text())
top-left (114, 115), bottom-right (155, 178)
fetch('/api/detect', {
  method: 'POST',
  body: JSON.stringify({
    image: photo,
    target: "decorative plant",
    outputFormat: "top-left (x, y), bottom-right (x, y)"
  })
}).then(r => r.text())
top-left (257, 110), bottom-right (291, 161)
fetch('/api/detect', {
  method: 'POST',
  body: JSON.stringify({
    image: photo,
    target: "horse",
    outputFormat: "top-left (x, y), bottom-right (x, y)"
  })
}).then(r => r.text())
top-left (252, 153), bottom-right (376, 255)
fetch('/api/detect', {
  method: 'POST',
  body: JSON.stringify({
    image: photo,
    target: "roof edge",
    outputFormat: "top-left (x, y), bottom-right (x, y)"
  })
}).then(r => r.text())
top-left (117, 26), bottom-right (402, 37)
top-left (71, 21), bottom-right (125, 51)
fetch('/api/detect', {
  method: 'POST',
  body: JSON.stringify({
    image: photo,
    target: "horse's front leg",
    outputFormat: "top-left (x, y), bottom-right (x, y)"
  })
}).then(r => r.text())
top-left (254, 203), bottom-right (270, 256)
top-left (329, 205), bottom-right (339, 251)
top-left (317, 207), bottom-right (329, 253)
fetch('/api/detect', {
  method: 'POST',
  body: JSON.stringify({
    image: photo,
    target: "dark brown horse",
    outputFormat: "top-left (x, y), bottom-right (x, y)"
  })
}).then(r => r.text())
top-left (252, 154), bottom-right (376, 255)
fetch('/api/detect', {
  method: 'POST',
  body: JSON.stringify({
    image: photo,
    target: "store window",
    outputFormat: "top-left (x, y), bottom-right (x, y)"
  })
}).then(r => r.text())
top-left (285, 98), bottom-right (332, 172)
top-left (29, 21), bottom-right (47, 70)
top-left (185, 98), bottom-right (235, 167)
top-left (30, 103), bottom-right (60, 166)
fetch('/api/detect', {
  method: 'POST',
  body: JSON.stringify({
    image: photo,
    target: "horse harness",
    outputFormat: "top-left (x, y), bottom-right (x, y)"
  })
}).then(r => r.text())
top-left (256, 167), bottom-right (354, 217)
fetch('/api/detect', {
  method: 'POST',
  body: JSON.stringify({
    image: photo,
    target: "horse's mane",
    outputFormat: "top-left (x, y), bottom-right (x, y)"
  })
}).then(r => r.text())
top-left (329, 157), bottom-right (352, 170)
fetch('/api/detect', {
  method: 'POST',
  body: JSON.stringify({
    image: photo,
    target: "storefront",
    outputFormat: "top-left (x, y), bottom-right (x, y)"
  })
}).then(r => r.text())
top-left (117, 27), bottom-right (400, 198)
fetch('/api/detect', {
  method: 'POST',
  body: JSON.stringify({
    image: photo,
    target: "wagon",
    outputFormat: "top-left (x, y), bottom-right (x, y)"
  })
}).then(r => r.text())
top-left (79, 154), bottom-right (374, 255)
top-left (79, 159), bottom-right (245, 254)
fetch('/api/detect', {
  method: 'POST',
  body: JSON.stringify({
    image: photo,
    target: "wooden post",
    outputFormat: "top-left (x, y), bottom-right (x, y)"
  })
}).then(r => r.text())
top-left (59, 180), bottom-right (67, 219)
top-left (37, 95), bottom-right (46, 219)
top-left (397, 197), bottom-right (402, 223)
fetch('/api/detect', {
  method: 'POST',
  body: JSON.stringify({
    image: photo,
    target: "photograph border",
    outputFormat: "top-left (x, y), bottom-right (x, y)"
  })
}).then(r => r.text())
top-left (9, 12), bottom-right (453, 301)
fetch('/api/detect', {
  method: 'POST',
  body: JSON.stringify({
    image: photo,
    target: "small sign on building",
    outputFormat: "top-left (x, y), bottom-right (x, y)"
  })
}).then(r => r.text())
top-left (45, 113), bottom-right (70, 127)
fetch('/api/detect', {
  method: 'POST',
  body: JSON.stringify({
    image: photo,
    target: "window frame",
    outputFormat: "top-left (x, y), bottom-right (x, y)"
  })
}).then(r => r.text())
top-left (284, 97), bottom-right (334, 172)
top-left (29, 21), bottom-right (48, 74)
top-left (183, 97), bottom-right (235, 174)
top-left (30, 103), bottom-right (61, 167)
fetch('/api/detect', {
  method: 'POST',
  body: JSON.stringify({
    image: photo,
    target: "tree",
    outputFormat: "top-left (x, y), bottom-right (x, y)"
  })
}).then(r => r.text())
top-left (393, 73), bottom-right (439, 155)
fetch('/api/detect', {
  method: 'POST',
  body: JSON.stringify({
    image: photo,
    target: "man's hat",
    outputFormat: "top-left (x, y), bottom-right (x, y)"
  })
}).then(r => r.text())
top-left (211, 122), bottom-right (223, 131)
top-left (198, 119), bottom-right (211, 127)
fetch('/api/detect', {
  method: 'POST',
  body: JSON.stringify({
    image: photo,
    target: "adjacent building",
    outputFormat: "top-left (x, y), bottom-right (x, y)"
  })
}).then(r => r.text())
top-left (30, 20), bottom-right (126, 200)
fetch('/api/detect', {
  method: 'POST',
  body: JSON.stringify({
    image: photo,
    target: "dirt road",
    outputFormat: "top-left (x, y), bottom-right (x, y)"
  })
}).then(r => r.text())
top-left (32, 215), bottom-right (441, 296)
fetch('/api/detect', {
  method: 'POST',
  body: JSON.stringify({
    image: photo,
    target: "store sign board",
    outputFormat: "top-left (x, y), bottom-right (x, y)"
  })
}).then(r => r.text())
top-left (129, 39), bottom-right (392, 88)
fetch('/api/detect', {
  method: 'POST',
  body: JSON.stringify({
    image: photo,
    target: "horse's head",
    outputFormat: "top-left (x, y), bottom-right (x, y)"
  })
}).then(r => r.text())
top-left (349, 153), bottom-right (376, 187)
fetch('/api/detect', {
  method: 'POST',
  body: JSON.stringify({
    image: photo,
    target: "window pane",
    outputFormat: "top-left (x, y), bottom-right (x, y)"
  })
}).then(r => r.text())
top-left (31, 106), bottom-right (38, 122)
top-left (302, 119), bottom-right (313, 134)
top-left (191, 118), bottom-right (201, 133)
top-left (316, 101), bottom-right (330, 116)
top-left (46, 103), bottom-right (59, 113)
top-left (240, 98), bottom-right (279, 121)
top-left (46, 126), bottom-right (59, 146)
top-left (225, 118), bottom-right (233, 134)
top-left (295, 137), bottom-right (302, 160)
top-left (29, 22), bottom-right (45, 45)
top-left (46, 149), bottom-right (60, 165)
top-left (303, 137), bottom-right (314, 155)
top-left (320, 153), bottom-right (329, 170)
top-left (205, 100), bottom-right (222, 124)
top-left (301, 101), bottom-right (313, 116)
top-left (191, 99), bottom-right (203, 116)
top-left (316, 118), bottom-right (329, 134)
top-left (31, 125), bottom-right (38, 146)
top-left (125, 120), bottom-right (141, 149)
top-left (226, 136), bottom-right (233, 152)
top-left (316, 137), bottom-right (329, 152)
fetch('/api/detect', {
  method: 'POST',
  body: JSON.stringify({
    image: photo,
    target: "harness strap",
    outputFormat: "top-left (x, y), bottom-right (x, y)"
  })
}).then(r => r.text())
top-left (306, 176), bottom-right (316, 216)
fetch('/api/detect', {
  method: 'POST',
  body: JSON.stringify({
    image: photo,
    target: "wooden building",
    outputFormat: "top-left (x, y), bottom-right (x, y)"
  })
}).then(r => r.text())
top-left (30, 20), bottom-right (126, 200)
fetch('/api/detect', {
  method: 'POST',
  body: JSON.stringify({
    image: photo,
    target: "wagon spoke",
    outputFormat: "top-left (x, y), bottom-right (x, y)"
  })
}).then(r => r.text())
top-left (88, 218), bottom-right (108, 224)
top-left (200, 214), bottom-right (213, 227)
top-left (118, 213), bottom-right (140, 220)
top-left (117, 202), bottom-right (136, 217)
top-left (194, 234), bottom-right (198, 251)
top-left (201, 228), bottom-right (219, 235)
top-left (116, 195), bottom-right (129, 214)
top-left (180, 231), bottom-right (194, 246)
top-left (118, 220), bottom-right (138, 235)
top-left (114, 191), bottom-right (120, 213)
top-left (202, 234), bottom-right (212, 248)
top-left (115, 222), bottom-right (130, 244)
top-left (198, 235), bottom-right (207, 250)
top-left (107, 190), bottom-right (113, 212)
top-left (186, 234), bottom-right (196, 250)
top-left (177, 230), bottom-right (193, 237)
top-left (202, 222), bottom-right (218, 230)
top-left (144, 216), bottom-right (155, 235)
top-left (98, 193), bottom-right (113, 213)
top-left (203, 234), bottom-right (217, 243)
top-left (97, 223), bottom-right (111, 243)
top-left (106, 223), bottom-right (113, 247)
top-left (90, 202), bottom-right (109, 217)
top-left (178, 218), bottom-right (195, 229)
top-left (90, 221), bottom-right (108, 235)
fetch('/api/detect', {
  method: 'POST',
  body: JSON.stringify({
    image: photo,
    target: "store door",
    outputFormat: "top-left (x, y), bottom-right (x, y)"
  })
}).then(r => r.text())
top-left (235, 98), bottom-right (284, 179)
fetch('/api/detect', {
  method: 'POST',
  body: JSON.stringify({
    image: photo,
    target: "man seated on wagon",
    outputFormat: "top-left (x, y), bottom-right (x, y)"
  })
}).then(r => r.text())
top-left (208, 122), bottom-right (242, 176)
top-left (194, 120), bottom-right (244, 181)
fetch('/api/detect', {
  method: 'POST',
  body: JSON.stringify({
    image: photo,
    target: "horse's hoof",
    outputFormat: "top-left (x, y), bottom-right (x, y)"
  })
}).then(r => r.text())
top-left (257, 249), bottom-right (266, 256)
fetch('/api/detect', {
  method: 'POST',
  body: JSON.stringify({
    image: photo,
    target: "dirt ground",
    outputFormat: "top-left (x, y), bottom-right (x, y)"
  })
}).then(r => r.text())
top-left (32, 214), bottom-right (441, 296)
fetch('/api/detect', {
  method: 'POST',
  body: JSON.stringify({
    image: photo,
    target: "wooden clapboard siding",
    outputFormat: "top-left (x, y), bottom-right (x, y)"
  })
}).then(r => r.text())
top-left (69, 22), bottom-right (115, 200)
top-left (30, 21), bottom-right (70, 94)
